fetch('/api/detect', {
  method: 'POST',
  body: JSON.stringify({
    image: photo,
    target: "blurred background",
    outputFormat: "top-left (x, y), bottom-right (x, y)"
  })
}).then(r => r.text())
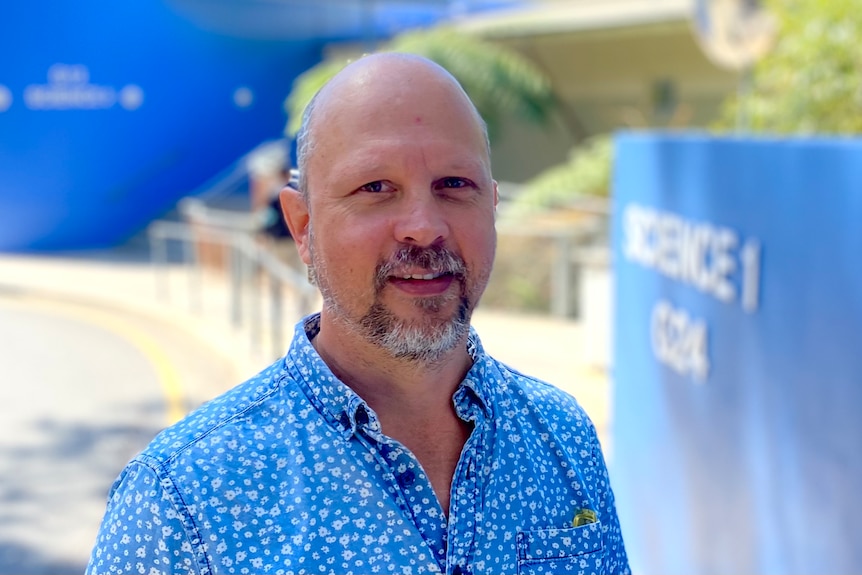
top-left (1, 0), bottom-right (860, 573)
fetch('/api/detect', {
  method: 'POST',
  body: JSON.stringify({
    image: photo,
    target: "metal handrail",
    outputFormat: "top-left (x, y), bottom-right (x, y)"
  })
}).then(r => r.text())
top-left (147, 219), bottom-right (317, 360)
top-left (177, 198), bottom-right (261, 232)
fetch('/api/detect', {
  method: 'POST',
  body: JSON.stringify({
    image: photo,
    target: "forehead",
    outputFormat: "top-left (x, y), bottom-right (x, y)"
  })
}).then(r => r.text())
top-left (307, 61), bottom-right (489, 177)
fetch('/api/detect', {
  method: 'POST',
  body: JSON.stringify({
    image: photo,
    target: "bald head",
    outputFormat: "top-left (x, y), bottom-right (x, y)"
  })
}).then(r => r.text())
top-left (294, 53), bottom-right (489, 198)
top-left (278, 51), bottom-right (499, 363)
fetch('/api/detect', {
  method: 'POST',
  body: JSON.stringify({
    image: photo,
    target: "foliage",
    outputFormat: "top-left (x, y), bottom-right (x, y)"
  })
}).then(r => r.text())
top-left (483, 235), bottom-right (553, 312)
top-left (506, 134), bottom-right (613, 215)
top-left (283, 59), bottom-right (352, 138)
top-left (716, 0), bottom-right (862, 134)
top-left (511, 0), bottom-right (862, 217)
top-left (283, 27), bottom-right (556, 144)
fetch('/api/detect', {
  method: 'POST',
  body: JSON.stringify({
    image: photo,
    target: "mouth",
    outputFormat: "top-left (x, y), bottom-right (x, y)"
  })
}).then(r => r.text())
top-left (395, 271), bottom-right (451, 281)
top-left (374, 244), bottom-right (467, 297)
top-left (388, 271), bottom-right (457, 296)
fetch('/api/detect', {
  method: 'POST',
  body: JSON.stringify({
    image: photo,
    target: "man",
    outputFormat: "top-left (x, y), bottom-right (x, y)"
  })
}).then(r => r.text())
top-left (88, 53), bottom-right (629, 575)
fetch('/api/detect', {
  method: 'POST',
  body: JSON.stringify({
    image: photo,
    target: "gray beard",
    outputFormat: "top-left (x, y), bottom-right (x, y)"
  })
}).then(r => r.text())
top-left (309, 232), bottom-right (473, 364)
top-left (359, 294), bottom-right (471, 364)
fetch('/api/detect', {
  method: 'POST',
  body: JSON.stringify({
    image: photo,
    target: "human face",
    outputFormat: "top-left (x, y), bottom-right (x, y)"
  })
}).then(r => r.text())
top-left (297, 66), bottom-right (498, 361)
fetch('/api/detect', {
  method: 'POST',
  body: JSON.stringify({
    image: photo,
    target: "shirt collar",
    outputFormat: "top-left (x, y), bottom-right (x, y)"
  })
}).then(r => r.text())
top-left (457, 329), bottom-right (495, 422)
top-left (285, 313), bottom-right (494, 438)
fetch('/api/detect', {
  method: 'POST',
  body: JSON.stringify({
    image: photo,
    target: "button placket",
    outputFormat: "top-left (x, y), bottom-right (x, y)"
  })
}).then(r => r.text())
top-left (446, 419), bottom-right (485, 573)
top-left (356, 429), bottom-right (449, 567)
top-left (387, 442), bottom-right (447, 548)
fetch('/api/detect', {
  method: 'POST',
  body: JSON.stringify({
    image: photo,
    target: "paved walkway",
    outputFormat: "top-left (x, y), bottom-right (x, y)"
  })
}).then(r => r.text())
top-left (0, 248), bottom-right (613, 446)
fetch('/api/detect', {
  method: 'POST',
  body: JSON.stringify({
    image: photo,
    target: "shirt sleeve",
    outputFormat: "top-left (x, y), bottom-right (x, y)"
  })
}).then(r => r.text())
top-left (86, 460), bottom-right (202, 575)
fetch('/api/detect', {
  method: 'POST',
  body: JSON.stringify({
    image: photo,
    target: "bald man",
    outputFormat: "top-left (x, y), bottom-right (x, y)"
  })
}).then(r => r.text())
top-left (88, 53), bottom-right (629, 575)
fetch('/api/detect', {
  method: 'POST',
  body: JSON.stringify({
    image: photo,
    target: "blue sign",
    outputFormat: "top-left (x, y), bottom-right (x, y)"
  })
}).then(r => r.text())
top-left (0, 1), bottom-right (330, 251)
top-left (611, 134), bottom-right (862, 574)
top-left (0, 1), bottom-right (529, 251)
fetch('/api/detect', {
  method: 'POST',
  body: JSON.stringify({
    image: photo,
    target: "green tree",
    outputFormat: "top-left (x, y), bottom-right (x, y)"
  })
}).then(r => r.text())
top-left (283, 27), bottom-right (556, 144)
top-left (505, 134), bottom-right (613, 217)
top-left (513, 0), bottom-right (862, 216)
top-left (717, 0), bottom-right (862, 134)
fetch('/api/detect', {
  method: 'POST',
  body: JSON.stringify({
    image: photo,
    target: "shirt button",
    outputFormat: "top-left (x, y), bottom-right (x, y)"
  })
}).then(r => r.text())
top-left (398, 470), bottom-right (416, 487)
top-left (338, 412), bottom-right (350, 429)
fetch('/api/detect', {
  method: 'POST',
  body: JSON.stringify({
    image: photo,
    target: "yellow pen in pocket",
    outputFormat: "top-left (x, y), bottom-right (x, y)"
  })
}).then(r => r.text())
top-left (572, 508), bottom-right (598, 527)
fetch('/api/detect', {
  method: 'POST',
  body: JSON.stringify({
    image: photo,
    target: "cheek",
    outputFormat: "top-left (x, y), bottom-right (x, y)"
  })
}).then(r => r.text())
top-left (311, 219), bottom-right (381, 277)
top-left (464, 216), bottom-right (497, 257)
top-left (462, 227), bottom-right (497, 283)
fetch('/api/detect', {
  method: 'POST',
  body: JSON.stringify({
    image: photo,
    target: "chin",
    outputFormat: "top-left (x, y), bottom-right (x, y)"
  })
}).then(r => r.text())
top-left (359, 295), bottom-right (471, 355)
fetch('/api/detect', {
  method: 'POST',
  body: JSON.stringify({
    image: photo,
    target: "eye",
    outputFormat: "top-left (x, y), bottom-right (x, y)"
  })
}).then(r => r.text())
top-left (357, 181), bottom-right (395, 194)
top-left (435, 177), bottom-right (476, 190)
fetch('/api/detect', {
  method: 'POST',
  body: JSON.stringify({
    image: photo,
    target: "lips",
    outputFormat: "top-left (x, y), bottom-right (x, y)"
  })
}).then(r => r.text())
top-left (374, 244), bottom-right (467, 294)
top-left (388, 272), bottom-right (456, 295)
top-left (396, 272), bottom-right (447, 280)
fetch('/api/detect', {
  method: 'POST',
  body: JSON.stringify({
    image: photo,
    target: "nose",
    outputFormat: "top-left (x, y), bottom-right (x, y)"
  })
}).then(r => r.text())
top-left (393, 191), bottom-right (449, 247)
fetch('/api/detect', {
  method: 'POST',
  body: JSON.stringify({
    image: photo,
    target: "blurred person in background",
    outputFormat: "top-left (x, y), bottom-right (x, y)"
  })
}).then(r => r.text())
top-left (248, 143), bottom-right (302, 271)
top-left (87, 53), bottom-right (629, 575)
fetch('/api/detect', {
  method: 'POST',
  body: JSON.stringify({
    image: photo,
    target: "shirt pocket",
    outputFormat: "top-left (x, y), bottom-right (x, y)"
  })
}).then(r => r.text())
top-left (516, 522), bottom-right (604, 575)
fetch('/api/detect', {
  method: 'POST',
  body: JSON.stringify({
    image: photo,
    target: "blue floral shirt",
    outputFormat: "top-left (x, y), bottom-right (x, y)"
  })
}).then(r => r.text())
top-left (88, 314), bottom-right (629, 575)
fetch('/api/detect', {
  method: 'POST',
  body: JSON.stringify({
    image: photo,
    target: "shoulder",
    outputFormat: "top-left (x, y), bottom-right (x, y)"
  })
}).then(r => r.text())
top-left (484, 357), bottom-right (599, 439)
top-left (466, 329), bottom-right (595, 434)
top-left (140, 357), bottom-right (291, 465)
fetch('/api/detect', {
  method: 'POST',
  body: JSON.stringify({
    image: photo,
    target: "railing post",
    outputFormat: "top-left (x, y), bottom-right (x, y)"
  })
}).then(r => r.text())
top-left (270, 275), bottom-right (283, 359)
top-left (248, 239), bottom-right (262, 354)
top-left (182, 233), bottom-right (201, 314)
top-left (229, 242), bottom-right (242, 328)
top-left (551, 234), bottom-right (572, 318)
top-left (150, 226), bottom-right (169, 303)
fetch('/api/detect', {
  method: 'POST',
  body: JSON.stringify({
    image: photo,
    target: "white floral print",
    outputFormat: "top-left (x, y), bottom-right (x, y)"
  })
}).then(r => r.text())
top-left (87, 314), bottom-right (629, 575)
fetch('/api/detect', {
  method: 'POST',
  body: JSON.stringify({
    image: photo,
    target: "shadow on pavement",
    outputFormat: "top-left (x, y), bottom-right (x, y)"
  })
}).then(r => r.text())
top-left (0, 400), bottom-right (165, 575)
top-left (0, 540), bottom-right (86, 575)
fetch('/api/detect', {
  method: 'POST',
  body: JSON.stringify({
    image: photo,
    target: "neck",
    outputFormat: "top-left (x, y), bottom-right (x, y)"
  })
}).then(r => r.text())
top-left (311, 313), bottom-right (473, 415)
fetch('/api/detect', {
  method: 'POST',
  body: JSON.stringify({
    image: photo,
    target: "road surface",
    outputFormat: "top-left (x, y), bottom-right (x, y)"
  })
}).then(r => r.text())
top-left (0, 288), bottom-right (236, 574)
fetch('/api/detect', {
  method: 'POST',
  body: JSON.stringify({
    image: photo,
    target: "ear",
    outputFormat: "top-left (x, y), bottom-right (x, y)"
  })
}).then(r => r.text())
top-left (279, 185), bottom-right (312, 266)
top-left (493, 180), bottom-right (499, 209)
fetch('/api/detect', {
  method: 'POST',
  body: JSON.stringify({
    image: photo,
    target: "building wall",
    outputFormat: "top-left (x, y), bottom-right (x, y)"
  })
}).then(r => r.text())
top-left (487, 21), bottom-right (741, 182)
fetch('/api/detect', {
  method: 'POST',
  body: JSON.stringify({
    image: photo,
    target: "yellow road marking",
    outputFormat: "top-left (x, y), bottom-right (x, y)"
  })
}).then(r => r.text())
top-left (0, 294), bottom-right (187, 426)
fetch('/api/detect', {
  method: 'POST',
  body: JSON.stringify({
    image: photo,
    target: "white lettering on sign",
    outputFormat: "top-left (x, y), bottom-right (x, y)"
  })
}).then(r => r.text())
top-left (23, 64), bottom-right (143, 111)
top-left (623, 202), bottom-right (765, 384)
top-left (0, 85), bottom-right (12, 112)
top-left (739, 239), bottom-right (761, 313)
top-left (651, 299), bottom-right (710, 382)
top-left (622, 203), bottom-right (761, 312)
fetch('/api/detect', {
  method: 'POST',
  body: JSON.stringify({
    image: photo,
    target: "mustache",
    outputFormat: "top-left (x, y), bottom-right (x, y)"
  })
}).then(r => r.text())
top-left (374, 244), bottom-right (467, 290)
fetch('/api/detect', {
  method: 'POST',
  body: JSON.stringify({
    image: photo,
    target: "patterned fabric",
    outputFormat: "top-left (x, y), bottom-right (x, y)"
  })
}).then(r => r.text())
top-left (87, 314), bottom-right (629, 575)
